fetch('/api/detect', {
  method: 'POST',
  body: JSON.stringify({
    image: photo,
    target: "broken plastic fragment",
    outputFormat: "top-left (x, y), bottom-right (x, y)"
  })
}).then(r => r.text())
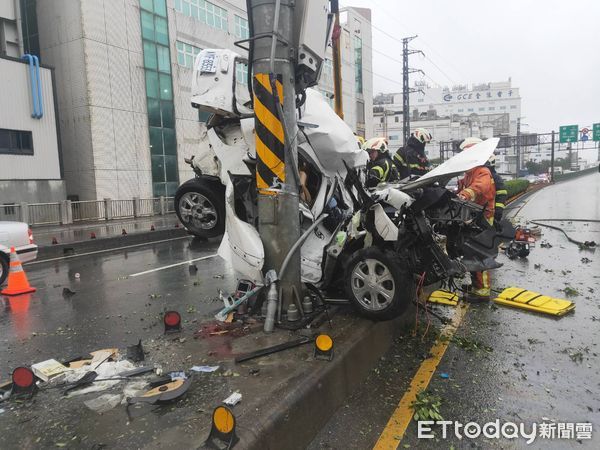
top-left (169, 371), bottom-right (187, 381)
top-left (223, 391), bottom-right (242, 406)
top-left (84, 394), bottom-right (122, 413)
top-left (190, 365), bottom-right (220, 373)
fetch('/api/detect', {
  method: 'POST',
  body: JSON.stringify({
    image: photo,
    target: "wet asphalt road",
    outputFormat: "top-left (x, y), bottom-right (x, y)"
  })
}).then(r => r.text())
top-left (1, 174), bottom-right (598, 449)
top-left (310, 173), bottom-right (600, 449)
top-left (0, 236), bottom-right (236, 370)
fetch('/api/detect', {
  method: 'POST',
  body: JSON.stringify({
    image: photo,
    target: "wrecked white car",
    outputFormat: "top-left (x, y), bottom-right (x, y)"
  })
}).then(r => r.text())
top-left (176, 49), bottom-right (515, 320)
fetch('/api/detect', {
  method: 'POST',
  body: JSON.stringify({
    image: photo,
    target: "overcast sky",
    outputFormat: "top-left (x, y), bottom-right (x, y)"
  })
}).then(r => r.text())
top-left (342, 0), bottom-right (600, 133)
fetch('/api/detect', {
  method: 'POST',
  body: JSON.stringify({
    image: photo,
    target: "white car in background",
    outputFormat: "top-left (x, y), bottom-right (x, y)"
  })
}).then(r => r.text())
top-left (0, 222), bottom-right (37, 285)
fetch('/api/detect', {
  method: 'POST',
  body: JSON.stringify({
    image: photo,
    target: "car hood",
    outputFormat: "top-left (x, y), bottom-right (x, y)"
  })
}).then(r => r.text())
top-left (300, 89), bottom-right (368, 176)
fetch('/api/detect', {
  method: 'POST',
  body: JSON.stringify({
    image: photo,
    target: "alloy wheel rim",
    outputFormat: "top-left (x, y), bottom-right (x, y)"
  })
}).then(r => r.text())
top-left (350, 258), bottom-right (395, 311)
top-left (179, 192), bottom-right (218, 230)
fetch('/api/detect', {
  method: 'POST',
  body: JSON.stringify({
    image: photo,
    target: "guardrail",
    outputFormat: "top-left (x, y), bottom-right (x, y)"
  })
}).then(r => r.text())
top-left (0, 196), bottom-right (176, 227)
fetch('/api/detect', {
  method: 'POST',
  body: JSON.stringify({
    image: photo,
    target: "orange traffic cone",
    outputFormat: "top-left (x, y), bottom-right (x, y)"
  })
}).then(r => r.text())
top-left (1, 247), bottom-right (36, 296)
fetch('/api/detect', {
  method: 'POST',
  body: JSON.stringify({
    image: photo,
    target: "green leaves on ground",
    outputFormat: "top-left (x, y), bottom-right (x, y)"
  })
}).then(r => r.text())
top-left (439, 334), bottom-right (493, 353)
top-left (411, 390), bottom-right (443, 422)
top-left (562, 286), bottom-right (579, 297)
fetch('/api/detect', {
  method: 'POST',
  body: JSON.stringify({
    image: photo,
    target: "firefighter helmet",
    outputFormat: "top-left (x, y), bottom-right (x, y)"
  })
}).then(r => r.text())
top-left (459, 137), bottom-right (483, 150)
top-left (413, 128), bottom-right (432, 144)
top-left (363, 137), bottom-right (389, 154)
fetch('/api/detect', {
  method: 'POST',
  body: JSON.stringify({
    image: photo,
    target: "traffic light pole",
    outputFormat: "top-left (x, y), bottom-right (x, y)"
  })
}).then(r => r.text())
top-left (248, 0), bottom-right (302, 317)
top-left (550, 130), bottom-right (555, 182)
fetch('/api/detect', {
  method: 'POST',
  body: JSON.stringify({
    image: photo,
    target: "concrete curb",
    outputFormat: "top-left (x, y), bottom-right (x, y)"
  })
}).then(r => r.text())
top-left (238, 307), bottom-right (416, 450)
top-left (36, 227), bottom-right (190, 260)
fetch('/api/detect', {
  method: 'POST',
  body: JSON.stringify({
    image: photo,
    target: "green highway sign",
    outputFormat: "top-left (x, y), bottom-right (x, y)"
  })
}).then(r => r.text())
top-left (559, 125), bottom-right (578, 143)
top-left (593, 123), bottom-right (600, 141)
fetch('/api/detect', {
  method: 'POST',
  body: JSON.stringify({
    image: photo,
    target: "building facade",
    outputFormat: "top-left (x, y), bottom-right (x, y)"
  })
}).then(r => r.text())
top-left (374, 79), bottom-right (522, 174)
top-left (316, 7), bottom-right (374, 138)
top-left (0, 1), bottom-right (65, 207)
top-left (12, 0), bottom-right (372, 201)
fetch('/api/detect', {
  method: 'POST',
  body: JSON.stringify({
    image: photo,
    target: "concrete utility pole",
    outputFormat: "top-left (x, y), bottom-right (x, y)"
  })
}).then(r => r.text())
top-left (331, 0), bottom-right (344, 119)
top-left (248, 0), bottom-right (301, 313)
top-left (401, 36), bottom-right (424, 147)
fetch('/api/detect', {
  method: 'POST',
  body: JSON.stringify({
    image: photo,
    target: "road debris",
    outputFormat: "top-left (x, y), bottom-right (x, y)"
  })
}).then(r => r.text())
top-left (128, 377), bottom-right (191, 405)
top-left (223, 392), bottom-right (242, 406)
top-left (126, 340), bottom-right (145, 362)
top-left (411, 390), bottom-right (443, 422)
top-left (190, 365), bottom-right (220, 373)
top-left (31, 359), bottom-right (69, 382)
top-left (493, 287), bottom-right (575, 316)
top-left (234, 336), bottom-right (312, 363)
top-left (562, 286), bottom-right (580, 297)
top-left (62, 287), bottom-right (76, 297)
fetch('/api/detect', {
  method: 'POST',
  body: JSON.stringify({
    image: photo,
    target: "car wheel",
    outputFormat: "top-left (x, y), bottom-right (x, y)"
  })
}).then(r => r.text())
top-left (0, 253), bottom-right (8, 286)
top-left (175, 180), bottom-right (225, 238)
top-left (345, 248), bottom-right (414, 321)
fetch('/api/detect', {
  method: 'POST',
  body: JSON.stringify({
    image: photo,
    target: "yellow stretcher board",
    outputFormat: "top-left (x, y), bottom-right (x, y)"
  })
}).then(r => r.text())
top-left (428, 290), bottom-right (459, 306)
top-left (493, 287), bottom-right (575, 317)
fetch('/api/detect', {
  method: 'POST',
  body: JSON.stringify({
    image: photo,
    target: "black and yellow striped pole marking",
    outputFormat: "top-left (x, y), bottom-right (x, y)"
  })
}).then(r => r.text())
top-left (253, 73), bottom-right (285, 194)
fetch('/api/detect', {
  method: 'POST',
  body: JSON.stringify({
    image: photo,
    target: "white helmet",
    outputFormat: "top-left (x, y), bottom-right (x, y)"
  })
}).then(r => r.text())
top-left (413, 128), bottom-right (432, 144)
top-left (363, 137), bottom-right (389, 154)
top-left (459, 137), bottom-right (483, 150)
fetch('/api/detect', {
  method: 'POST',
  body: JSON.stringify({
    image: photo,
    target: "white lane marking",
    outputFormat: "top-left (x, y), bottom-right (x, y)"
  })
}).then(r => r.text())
top-left (129, 254), bottom-right (219, 277)
top-left (25, 236), bottom-right (193, 265)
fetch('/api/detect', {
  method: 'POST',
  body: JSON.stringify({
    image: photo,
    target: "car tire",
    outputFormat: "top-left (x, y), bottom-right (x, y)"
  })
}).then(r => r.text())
top-left (345, 247), bottom-right (414, 321)
top-left (175, 179), bottom-right (225, 238)
top-left (0, 252), bottom-right (8, 286)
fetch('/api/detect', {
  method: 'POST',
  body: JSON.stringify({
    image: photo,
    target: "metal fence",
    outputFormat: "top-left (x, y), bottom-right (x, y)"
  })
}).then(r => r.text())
top-left (72, 200), bottom-right (106, 222)
top-left (29, 203), bottom-right (62, 225)
top-left (0, 196), bottom-right (175, 227)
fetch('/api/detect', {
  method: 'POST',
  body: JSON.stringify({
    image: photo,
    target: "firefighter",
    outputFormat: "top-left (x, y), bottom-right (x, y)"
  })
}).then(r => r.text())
top-left (460, 138), bottom-right (507, 226)
top-left (488, 154), bottom-right (507, 227)
top-left (457, 137), bottom-right (497, 302)
top-left (393, 128), bottom-right (433, 179)
top-left (363, 137), bottom-right (399, 188)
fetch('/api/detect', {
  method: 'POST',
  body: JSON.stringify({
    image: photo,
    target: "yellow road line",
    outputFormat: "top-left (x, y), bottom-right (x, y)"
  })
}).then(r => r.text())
top-left (373, 304), bottom-right (469, 450)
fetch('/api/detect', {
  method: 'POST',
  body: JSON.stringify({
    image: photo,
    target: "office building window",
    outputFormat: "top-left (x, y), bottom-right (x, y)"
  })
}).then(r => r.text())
top-left (174, 0), bottom-right (228, 31)
top-left (500, 106), bottom-right (506, 110)
top-left (468, 108), bottom-right (473, 112)
top-left (479, 107), bottom-right (485, 111)
top-left (354, 35), bottom-right (362, 94)
top-left (20, 0), bottom-right (40, 59)
top-left (235, 61), bottom-right (249, 86)
top-left (458, 109), bottom-right (464, 112)
top-left (356, 100), bottom-right (365, 124)
top-left (234, 15), bottom-right (249, 39)
top-left (489, 107), bottom-right (495, 111)
top-left (394, 116), bottom-right (399, 123)
top-left (320, 58), bottom-right (333, 87)
top-left (510, 105), bottom-right (517, 109)
top-left (0, 129), bottom-right (34, 155)
top-left (176, 41), bottom-right (202, 68)
top-left (140, 0), bottom-right (179, 197)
